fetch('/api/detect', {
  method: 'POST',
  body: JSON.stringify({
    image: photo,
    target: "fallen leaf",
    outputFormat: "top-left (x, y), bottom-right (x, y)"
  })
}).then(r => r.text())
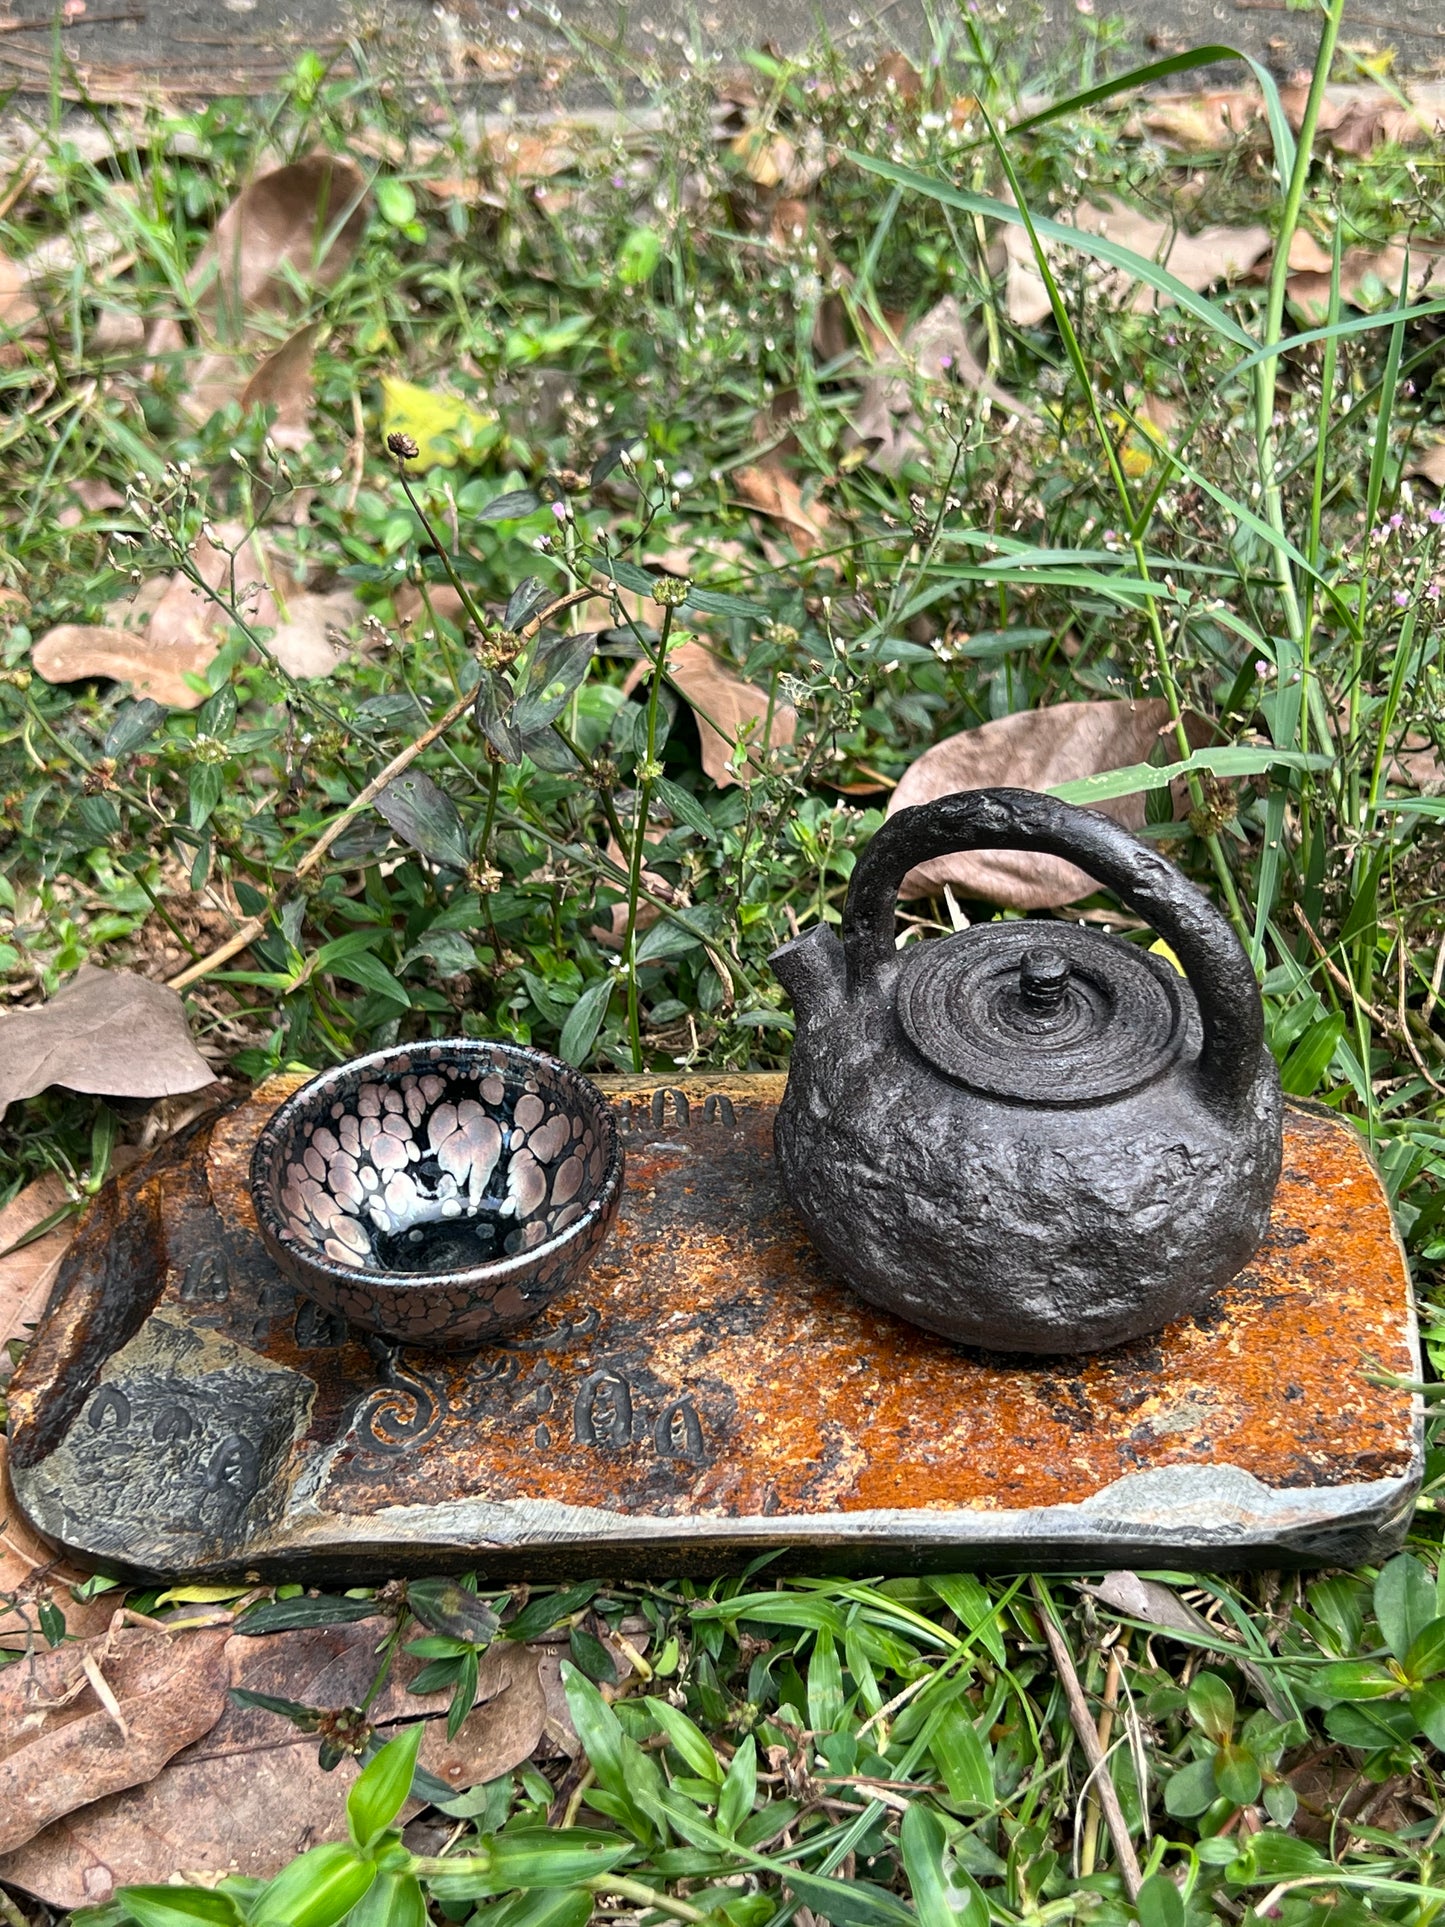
top-left (0, 1628), bottom-right (231, 1855)
top-left (0, 1621), bottom-right (545, 1908)
top-left (178, 154), bottom-right (368, 427)
top-left (266, 587), bottom-right (367, 678)
top-left (0, 253), bottom-right (37, 334)
top-left (1406, 442), bottom-right (1445, 488)
top-left (1136, 88), bottom-right (1268, 150)
top-left (734, 462), bottom-right (831, 559)
top-left (848, 295), bottom-right (1037, 473)
top-left (30, 624), bottom-right (215, 711)
top-left (380, 375), bottom-right (500, 471)
top-left (887, 699), bottom-right (1174, 908)
top-left (0, 966), bottom-right (216, 1119)
top-left (1083, 1572), bottom-right (1288, 1717)
top-left (1286, 241), bottom-right (1445, 322)
top-left (1003, 200), bottom-right (1271, 329)
top-left (239, 321), bottom-right (325, 450)
top-left (667, 638), bottom-right (797, 787)
top-left (730, 124), bottom-right (827, 196)
top-left (0, 1175), bottom-right (73, 1364)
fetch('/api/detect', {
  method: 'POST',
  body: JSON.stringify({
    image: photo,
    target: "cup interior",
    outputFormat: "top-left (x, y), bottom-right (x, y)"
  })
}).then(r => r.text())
top-left (259, 1045), bottom-right (613, 1279)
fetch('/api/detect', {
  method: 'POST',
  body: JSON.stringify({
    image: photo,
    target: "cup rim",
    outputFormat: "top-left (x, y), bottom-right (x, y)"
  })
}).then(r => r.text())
top-left (249, 1038), bottom-right (622, 1293)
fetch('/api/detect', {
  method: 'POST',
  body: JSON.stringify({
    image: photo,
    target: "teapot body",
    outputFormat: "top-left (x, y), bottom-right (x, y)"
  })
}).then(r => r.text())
top-left (774, 930), bottom-right (1283, 1354)
top-left (771, 789), bottom-right (1285, 1356)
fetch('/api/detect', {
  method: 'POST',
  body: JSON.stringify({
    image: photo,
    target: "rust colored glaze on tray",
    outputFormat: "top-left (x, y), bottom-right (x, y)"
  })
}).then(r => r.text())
top-left (4, 1076), bottom-right (1421, 1580)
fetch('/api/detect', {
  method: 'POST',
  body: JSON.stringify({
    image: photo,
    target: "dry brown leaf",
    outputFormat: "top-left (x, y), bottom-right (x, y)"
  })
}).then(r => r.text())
top-left (0, 1175), bottom-right (72, 1367)
top-left (0, 1622), bottom-right (545, 1908)
top-left (1003, 200), bottom-right (1271, 329)
top-left (238, 321), bottom-right (324, 450)
top-left (734, 462), bottom-right (831, 559)
top-left (667, 638), bottom-right (797, 788)
top-left (848, 295), bottom-right (1037, 473)
top-left (31, 625), bottom-right (216, 711)
top-left (1287, 241), bottom-right (1445, 322)
top-left (887, 700), bottom-right (1174, 908)
top-left (0, 254), bottom-right (37, 334)
top-left (0, 1628), bottom-right (231, 1856)
top-left (267, 587), bottom-right (366, 678)
top-left (730, 124), bottom-right (827, 196)
top-left (177, 155), bottom-right (366, 427)
top-left (1405, 442), bottom-right (1445, 488)
top-left (0, 966), bottom-right (215, 1119)
top-left (1136, 89), bottom-right (1268, 150)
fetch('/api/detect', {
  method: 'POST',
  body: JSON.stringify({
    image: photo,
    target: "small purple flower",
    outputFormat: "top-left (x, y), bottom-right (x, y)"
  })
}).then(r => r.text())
top-left (1393, 589), bottom-right (1411, 607)
top-left (550, 501), bottom-right (567, 523)
top-left (1429, 507), bottom-right (1445, 526)
top-left (1390, 512), bottom-right (1405, 529)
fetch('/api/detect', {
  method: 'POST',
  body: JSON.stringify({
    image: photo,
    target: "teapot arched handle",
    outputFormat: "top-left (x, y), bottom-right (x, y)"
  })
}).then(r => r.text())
top-left (840, 787), bottom-right (1264, 1117)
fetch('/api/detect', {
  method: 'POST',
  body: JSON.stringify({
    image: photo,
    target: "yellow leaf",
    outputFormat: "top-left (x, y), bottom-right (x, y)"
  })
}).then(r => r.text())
top-left (154, 1583), bottom-right (252, 1605)
top-left (379, 376), bottom-right (499, 470)
top-left (1150, 937), bottom-right (1185, 975)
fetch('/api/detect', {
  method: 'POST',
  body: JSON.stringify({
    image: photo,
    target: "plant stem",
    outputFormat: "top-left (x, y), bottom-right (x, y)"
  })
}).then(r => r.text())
top-left (586, 1875), bottom-right (709, 1924)
top-left (624, 599), bottom-right (676, 1071)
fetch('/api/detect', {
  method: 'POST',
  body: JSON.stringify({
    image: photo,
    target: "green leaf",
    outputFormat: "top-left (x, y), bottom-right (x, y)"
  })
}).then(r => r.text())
top-left (807, 1626), bottom-right (844, 1734)
top-left (449, 1646), bottom-right (480, 1739)
top-left (1049, 743), bottom-right (1333, 808)
top-left (375, 177), bottom-right (417, 227)
top-left (1225, 1831), bottom-right (1330, 1883)
top-left (1404, 1615), bottom-right (1445, 1683)
top-left (479, 487), bottom-right (545, 521)
top-left (348, 1721), bottom-right (424, 1850)
top-left (1376, 1553), bottom-right (1437, 1666)
top-left (1214, 1741), bottom-right (1262, 1807)
top-left (928, 1575), bottom-right (1006, 1665)
top-left (189, 762), bottom-right (222, 830)
top-left (115, 1889), bottom-right (243, 1927)
top-left (343, 1872), bottom-right (428, 1927)
top-left (926, 1695), bottom-right (995, 1811)
top-left (560, 1662), bottom-right (659, 1844)
top-left (407, 1578), bottom-right (500, 1646)
top-left (646, 1696), bottom-right (722, 1784)
top-left (1325, 1699), bottom-right (1417, 1748)
top-left (717, 1734), bottom-right (756, 1837)
top-left (324, 949), bottom-right (412, 1007)
top-left (652, 774), bottom-right (716, 838)
top-left (900, 1804), bottom-right (989, 1927)
top-left (234, 1596), bottom-right (380, 1635)
top-left (568, 1625), bottom-right (619, 1687)
top-left (1279, 1012), bottom-right (1345, 1097)
top-left (1134, 1873), bottom-right (1186, 1927)
top-left (1314, 1658), bottom-right (1401, 1701)
top-left (846, 151), bottom-right (1257, 350)
top-left (426, 1831), bottom-right (635, 1900)
top-left (249, 1844), bottom-right (376, 1927)
top-left (227, 1689), bottom-right (322, 1731)
top-left (104, 698), bottom-right (168, 759)
top-left (373, 769), bottom-right (472, 871)
top-left (616, 226), bottom-right (662, 285)
top-left (1164, 1757), bottom-right (1220, 1819)
top-left (1188, 1672), bottom-right (1235, 1744)
top-left (503, 1581), bottom-right (600, 1641)
top-left (1412, 1679), bottom-right (1445, 1748)
top-left (468, 1892), bottom-right (595, 1927)
top-left (558, 978), bottom-right (612, 1066)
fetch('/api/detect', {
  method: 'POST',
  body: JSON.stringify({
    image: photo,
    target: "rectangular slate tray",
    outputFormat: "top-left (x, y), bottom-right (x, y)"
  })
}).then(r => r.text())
top-left (5, 1075), bottom-right (1423, 1582)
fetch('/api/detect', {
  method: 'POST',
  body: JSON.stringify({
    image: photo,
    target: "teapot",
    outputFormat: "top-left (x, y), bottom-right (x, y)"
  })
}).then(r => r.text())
top-left (769, 788), bottom-right (1283, 1355)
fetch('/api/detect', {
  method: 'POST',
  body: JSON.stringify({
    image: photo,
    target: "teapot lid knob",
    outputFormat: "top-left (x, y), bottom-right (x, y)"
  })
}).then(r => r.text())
top-left (1019, 947), bottom-right (1071, 1014)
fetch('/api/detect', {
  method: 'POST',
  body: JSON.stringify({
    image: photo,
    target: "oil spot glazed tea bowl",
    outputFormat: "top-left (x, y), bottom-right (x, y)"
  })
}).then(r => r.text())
top-left (250, 1039), bottom-right (623, 1349)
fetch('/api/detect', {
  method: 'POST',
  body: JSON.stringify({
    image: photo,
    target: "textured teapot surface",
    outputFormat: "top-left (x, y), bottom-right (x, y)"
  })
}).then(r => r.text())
top-left (770, 788), bottom-right (1283, 1355)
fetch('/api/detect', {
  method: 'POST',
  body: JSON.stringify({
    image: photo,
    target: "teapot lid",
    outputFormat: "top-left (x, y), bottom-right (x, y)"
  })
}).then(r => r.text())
top-left (896, 921), bottom-right (1190, 1105)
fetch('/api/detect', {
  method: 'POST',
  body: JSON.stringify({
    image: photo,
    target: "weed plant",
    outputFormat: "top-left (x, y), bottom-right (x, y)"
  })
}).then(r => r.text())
top-left (4, 0), bottom-right (1445, 1919)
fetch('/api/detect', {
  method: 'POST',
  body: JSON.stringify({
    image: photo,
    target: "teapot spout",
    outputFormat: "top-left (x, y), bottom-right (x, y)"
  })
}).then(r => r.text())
top-left (769, 926), bottom-right (846, 1027)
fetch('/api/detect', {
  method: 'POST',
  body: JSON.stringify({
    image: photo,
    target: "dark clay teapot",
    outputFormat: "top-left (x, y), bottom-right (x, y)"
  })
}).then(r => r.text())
top-left (769, 788), bottom-right (1283, 1355)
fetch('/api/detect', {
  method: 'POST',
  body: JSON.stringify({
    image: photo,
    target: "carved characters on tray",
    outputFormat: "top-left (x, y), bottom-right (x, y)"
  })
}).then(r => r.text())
top-left (350, 1342), bottom-right (717, 1469)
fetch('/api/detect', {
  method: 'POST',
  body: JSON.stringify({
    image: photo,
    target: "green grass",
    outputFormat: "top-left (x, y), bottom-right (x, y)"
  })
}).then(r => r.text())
top-left (4, 1), bottom-right (1445, 1920)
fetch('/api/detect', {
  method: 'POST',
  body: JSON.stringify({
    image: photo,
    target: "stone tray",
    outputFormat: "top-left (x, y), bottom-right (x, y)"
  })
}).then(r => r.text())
top-left (5, 1075), bottom-right (1423, 1582)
